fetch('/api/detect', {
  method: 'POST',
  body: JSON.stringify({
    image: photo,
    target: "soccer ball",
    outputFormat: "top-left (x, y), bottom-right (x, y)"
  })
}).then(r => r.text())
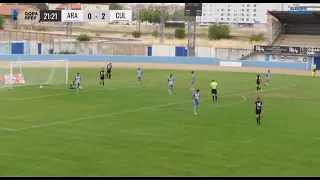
top-left (40, 86), bottom-right (43, 88)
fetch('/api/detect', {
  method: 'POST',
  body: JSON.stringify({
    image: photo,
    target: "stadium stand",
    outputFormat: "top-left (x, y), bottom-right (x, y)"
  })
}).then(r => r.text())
top-left (240, 11), bottom-right (320, 60)
top-left (269, 11), bottom-right (320, 46)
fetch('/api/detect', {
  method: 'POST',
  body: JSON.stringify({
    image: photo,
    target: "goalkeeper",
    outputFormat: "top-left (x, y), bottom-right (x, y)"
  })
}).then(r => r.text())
top-left (69, 81), bottom-right (76, 89)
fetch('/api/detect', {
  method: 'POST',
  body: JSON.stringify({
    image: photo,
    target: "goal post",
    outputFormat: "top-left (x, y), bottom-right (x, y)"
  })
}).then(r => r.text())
top-left (3, 59), bottom-right (69, 89)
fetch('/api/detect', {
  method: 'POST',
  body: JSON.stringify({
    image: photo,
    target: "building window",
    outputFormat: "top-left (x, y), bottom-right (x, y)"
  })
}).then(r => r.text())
top-left (221, 13), bottom-right (224, 16)
top-left (247, 9), bottom-right (249, 12)
top-left (247, 4), bottom-right (250, 7)
top-left (221, 18), bottom-right (224, 21)
top-left (241, 13), bottom-right (244, 16)
top-left (242, 4), bottom-right (245, 7)
top-left (241, 18), bottom-right (244, 21)
top-left (203, 13), bottom-right (206, 16)
top-left (209, 13), bottom-right (212, 16)
top-left (227, 13), bottom-right (230, 16)
top-left (228, 9), bottom-right (230, 12)
top-left (217, 9), bottom-right (219, 11)
top-left (210, 4), bottom-right (212, 7)
top-left (253, 14), bottom-right (256, 17)
top-left (234, 18), bottom-right (237, 21)
top-left (246, 18), bottom-right (249, 21)
top-left (242, 9), bottom-right (244, 12)
top-left (254, 4), bottom-right (257, 7)
top-left (253, 9), bottom-right (256, 12)
top-left (234, 14), bottom-right (237, 16)
top-left (227, 18), bottom-right (230, 21)
top-left (246, 14), bottom-right (249, 16)
top-left (221, 9), bottom-right (224, 11)
top-left (253, 19), bottom-right (256, 21)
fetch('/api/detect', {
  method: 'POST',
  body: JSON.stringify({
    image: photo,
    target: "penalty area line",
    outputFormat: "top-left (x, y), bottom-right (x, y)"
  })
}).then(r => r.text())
top-left (2, 85), bottom-right (141, 101)
top-left (2, 85), bottom-right (295, 132)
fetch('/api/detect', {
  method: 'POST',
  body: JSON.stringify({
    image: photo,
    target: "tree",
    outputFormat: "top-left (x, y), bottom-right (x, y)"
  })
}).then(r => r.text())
top-left (174, 28), bottom-right (186, 39)
top-left (138, 8), bottom-right (170, 24)
top-left (169, 9), bottom-right (189, 21)
top-left (77, 33), bottom-right (91, 41)
top-left (208, 25), bottom-right (231, 40)
top-left (35, 3), bottom-right (48, 10)
top-left (0, 15), bottom-right (4, 30)
top-left (109, 3), bottom-right (123, 10)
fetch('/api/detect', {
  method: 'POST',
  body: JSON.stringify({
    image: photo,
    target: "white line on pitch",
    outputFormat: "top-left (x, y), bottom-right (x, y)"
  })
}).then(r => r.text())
top-left (4, 85), bottom-right (294, 131)
top-left (3, 85), bottom-right (141, 101)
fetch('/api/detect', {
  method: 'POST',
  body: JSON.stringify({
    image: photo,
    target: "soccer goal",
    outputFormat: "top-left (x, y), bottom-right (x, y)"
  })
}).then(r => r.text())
top-left (1, 59), bottom-right (69, 89)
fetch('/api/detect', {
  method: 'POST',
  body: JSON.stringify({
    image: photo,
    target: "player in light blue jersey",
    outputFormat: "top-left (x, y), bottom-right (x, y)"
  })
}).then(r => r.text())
top-left (265, 70), bottom-right (270, 87)
top-left (168, 74), bottom-right (174, 95)
top-left (191, 71), bottom-right (195, 90)
top-left (193, 89), bottom-right (200, 115)
top-left (137, 67), bottom-right (142, 85)
top-left (75, 72), bottom-right (81, 93)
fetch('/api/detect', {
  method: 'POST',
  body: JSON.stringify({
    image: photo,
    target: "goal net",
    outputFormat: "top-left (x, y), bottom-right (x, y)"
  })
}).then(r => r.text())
top-left (0, 59), bottom-right (68, 89)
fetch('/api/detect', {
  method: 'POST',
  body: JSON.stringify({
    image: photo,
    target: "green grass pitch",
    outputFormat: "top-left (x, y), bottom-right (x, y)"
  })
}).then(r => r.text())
top-left (0, 68), bottom-right (319, 176)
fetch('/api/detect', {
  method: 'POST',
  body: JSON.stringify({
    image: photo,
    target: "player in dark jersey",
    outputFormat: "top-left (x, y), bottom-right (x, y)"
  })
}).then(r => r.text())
top-left (99, 68), bottom-right (105, 87)
top-left (106, 63), bottom-right (112, 79)
top-left (254, 97), bottom-right (263, 125)
top-left (256, 74), bottom-right (262, 91)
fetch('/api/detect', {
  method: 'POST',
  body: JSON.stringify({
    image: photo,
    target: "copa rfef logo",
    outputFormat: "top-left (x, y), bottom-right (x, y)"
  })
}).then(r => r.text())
top-left (24, 11), bottom-right (38, 20)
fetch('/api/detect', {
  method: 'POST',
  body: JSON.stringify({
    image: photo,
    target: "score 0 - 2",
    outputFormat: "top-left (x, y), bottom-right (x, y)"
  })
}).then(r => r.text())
top-left (40, 10), bottom-right (62, 22)
top-left (84, 11), bottom-right (108, 22)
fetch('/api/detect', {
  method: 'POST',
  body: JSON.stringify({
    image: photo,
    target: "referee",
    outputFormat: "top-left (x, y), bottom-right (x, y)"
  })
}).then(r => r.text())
top-left (210, 80), bottom-right (218, 102)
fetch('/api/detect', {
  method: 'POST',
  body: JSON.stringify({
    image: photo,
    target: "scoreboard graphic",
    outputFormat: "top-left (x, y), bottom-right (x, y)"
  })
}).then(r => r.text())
top-left (36, 10), bottom-right (132, 23)
top-left (184, 3), bottom-right (202, 16)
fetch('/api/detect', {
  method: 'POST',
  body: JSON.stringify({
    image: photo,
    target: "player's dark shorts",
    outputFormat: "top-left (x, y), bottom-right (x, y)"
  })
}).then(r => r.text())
top-left (100, 76), bottom-right (105, 80)
top-left (313, 69), bottom-right (316, 72)
top-left (211, 89), bottom-right (217, 94)
top-left (256, 80), bottom-right (261, 85)
top-left (107, 69), bottom-right (111, 73)
top-left (255, 110), bottom-right (261, 115)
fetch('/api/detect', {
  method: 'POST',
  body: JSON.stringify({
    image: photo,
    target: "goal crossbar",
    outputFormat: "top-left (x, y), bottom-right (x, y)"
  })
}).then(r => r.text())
top-left (11, 60), bottom-right (68, 64)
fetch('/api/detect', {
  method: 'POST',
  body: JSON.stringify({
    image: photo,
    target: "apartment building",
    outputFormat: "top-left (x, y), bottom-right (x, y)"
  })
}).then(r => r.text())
top-left (197, 3), bottom-right (282, 26)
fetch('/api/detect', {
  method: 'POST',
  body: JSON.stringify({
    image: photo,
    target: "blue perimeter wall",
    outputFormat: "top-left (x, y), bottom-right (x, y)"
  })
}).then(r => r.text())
top-left (0, 54), bottom-right (312, 70)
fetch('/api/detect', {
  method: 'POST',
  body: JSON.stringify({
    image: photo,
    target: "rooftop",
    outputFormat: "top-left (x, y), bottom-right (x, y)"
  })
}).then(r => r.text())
top-left (0, 4), bottom-right (37, 15)
top-left (268, 11), bottom-right (320, 24)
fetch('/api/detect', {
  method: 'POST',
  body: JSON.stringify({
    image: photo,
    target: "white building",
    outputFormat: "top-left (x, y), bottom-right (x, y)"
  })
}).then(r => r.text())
top-left (197, 3), bottom-right (282, 26)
